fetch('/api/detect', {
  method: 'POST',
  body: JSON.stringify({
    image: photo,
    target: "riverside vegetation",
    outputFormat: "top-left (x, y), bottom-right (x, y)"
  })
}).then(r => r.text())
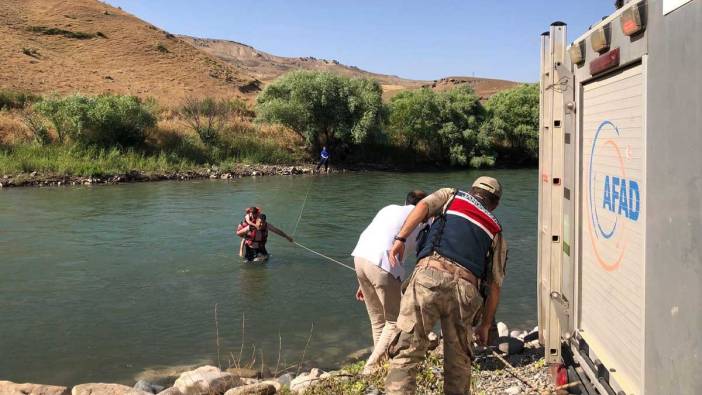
top-left (0, 71), bottom-right (538, 185)
top-left (0, 322), bottom-right (554, 395)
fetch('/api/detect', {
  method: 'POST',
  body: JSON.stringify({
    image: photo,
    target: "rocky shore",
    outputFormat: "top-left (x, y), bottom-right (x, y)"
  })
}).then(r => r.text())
top-left (0, 324), bottom-right (557, 395)
top-left (0, 164), bottom-right (342, 188)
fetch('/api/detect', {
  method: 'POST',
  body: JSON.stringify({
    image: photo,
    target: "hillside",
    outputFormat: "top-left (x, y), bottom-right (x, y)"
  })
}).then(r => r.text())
top-left (0, 0), bottom-right (259, 106)
top-left (0, 0), bottom-right (521, 107)
top-left (179, 37), bottom-right (521, 100)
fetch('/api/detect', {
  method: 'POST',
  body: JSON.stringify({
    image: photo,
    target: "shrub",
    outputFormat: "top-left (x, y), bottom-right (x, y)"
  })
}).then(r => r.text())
top-left (21, 110), bottom-right (51, 145)
top-left (0, 90), bottom-right (40, 110)
top-left (34, 94), bottom-right (156, 147)
top-left (255, 70), bottom-right (384, 152)
top-left (181, 97), bottom-right (231, 146)
top-left (22, 47), bottom-right (40, 58)
top-left (28, 26), bottom-right (95, 39)
top-left (156, 43), bottom-right (169, 53)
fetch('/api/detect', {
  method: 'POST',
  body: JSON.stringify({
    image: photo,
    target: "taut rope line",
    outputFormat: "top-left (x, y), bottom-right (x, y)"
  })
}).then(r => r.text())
top-left (294, 241), bottom-right (356, 272)
top-left (291, 180), bottom-right (313, 237)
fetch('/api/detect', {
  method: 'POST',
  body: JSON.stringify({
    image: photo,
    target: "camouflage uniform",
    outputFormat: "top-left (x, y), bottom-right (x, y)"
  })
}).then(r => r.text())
top-left (385, 188), bottom-right (508, 395)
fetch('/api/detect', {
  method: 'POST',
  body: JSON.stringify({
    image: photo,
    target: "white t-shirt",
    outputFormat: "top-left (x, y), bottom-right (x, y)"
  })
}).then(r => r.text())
top-left (351, 204), bottom-right (421, 281)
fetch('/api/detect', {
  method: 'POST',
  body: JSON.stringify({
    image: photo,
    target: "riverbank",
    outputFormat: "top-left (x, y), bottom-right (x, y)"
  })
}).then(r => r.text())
top-left (0, 164), bottom-right (344, 188)
top-left (0, 323), bottom-right (557, 395)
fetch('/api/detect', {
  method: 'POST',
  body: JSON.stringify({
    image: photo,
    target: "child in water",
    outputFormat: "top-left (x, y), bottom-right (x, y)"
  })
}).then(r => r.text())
top-left (237, 207), bottom-right (261, 257)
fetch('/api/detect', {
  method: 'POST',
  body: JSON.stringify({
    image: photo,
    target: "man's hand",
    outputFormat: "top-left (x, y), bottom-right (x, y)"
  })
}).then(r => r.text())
top-left (355, 287), bottom-right (364, 302)
top-left (388, 240), bottom-right (405, 268)
top-left (475, 323), bottom-right (490, 346)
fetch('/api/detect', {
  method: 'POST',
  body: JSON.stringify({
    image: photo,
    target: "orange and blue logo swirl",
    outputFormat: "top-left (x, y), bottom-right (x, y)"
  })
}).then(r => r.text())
top-left (587, 120), bottom-right (640, 271)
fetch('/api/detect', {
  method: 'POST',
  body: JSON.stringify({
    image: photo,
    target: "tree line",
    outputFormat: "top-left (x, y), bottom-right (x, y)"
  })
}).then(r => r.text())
top-left (2, 70), bottom-right (538, 172)
top-left (256, 70), bottom-right (539, 168)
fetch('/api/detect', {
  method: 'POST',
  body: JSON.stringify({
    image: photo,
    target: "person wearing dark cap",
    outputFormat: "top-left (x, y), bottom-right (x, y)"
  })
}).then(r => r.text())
top-left (385, 176), bottom-right (508, 395)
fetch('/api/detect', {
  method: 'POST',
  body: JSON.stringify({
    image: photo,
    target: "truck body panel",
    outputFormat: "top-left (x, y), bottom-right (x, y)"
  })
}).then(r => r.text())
top-left (538, 0), bottom-right (702, 393)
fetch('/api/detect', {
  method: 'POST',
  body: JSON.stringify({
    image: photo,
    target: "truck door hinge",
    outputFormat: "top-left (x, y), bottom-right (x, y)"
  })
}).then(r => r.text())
top-left (550, 291), bottom-right (570, 309)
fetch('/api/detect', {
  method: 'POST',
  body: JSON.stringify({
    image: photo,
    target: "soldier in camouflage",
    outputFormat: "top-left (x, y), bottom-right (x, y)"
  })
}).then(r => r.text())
top-left (385, 176), bottom-right (508, 395)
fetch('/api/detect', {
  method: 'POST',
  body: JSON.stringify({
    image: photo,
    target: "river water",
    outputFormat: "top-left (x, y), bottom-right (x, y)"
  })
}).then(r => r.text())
top-left (0, 170), bottom-right (537, 386)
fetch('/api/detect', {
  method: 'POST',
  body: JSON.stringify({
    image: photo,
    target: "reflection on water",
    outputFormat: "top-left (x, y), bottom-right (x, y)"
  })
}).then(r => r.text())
top-left (0, 170), bottom-right (537, 385)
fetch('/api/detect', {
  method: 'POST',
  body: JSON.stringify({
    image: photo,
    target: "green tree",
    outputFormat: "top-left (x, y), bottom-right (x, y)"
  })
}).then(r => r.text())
top-left (387, 85), bottom-right (484, 166)
top-left (479, 83), bottom-right (539, 165)
top-left (255, 71), bottom-right (384, 151)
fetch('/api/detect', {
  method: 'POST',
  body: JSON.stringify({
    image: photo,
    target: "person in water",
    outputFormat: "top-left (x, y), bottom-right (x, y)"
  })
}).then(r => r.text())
top-left (238, 207), bottom-right (261, 257)
top-left (237, 212), bottom-right (294, 261)
top-left (316, 146), bottom-right (330, 173)
top-left (351, 189), bottom-right (427, 374)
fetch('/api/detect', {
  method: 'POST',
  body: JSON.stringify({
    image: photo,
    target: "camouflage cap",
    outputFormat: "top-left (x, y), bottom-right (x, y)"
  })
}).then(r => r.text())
top-left (472, 176), bottom-right (502, 198)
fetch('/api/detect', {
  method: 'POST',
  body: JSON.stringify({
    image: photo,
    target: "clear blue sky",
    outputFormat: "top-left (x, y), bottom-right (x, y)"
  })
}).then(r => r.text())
top-left (105, 0), bottom-right (614, 82)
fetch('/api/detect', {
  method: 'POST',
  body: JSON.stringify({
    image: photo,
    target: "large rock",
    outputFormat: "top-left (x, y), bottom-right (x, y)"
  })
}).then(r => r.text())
top-left (0, 381), bottom-right (69, 395)
top-left (258, 381), bottom-right (281, 393)
top-left (71, 383), bottom-right (151, 395)
top-left (427, 332), bottom-right (440, 350)
top-left (497, 336), bottom-right (525, 355)
top-left (173, 366), bottom-right (240, 395)
top-left (497, 322), bottom-right (509, 337)
top-left (223, 383), bottom-right (275, 395)
top-left (225, 368), bottom-right (260, 379)
top-left (134, 380), bottom-right (164, 394)
top-left (274, 374), bottom-right (293, 388)
top-left (156, 388), bottom-right (183, 395)
top-left (290, 369), bottom-right (323, 393)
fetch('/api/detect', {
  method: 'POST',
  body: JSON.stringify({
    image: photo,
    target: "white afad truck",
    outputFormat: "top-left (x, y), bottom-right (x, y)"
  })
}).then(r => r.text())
top-left (537, 0), bottom-right (701, 394)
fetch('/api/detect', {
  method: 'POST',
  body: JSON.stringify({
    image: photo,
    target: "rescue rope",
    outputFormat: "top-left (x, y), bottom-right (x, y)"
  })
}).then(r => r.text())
top-left (294, 241), bottom-right (356, 272)
top-left (291, 179), bottom-right (314, 237)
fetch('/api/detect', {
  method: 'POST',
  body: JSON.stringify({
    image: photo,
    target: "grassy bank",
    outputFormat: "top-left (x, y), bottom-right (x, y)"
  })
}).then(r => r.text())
top-left (0, 91), bottom-right (305, 178)
top-left (0, 145), bottom-right (195, 176)
top-left (0, 76), bottom-right (539, 181)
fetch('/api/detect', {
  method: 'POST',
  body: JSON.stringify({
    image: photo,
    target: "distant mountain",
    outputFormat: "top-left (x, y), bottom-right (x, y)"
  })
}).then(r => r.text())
top-left (179, 36), bottom-right (521, 100)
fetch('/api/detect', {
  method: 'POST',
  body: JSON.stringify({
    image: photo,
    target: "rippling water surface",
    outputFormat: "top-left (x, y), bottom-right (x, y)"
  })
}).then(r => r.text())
top-left (0, 169), bottom-right (537, 385)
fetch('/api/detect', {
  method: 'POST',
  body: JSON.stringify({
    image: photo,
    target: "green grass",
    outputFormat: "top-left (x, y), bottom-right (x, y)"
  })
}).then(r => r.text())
top-left (0, 137), bottom-right (300, 177)
top-left (0, 145), bottom-right (195, 177)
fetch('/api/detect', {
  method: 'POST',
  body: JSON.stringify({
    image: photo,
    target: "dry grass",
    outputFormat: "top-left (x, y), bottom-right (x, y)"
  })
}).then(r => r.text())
top-left (0, 0), bottom-right (257, 106)
top-left (0, 111), bottom-right (31, 145)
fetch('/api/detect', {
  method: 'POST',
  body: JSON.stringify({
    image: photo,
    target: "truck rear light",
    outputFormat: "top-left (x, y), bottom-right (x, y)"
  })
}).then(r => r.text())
top-left (556, 364), bottom-right (568, 387)
top-left (589, 48), bottom-right (620, 75)
top-left (568, 41), bottom-right (585, 65)
top-left (590, 24), bottom-right (610, 53)
top-left (620, 5), bottom-right (644, 36)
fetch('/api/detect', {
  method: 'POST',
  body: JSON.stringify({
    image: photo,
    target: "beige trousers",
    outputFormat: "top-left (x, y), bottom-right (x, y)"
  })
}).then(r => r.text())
top-left (385, 266), bottom-right (483, 395)
top-left (354, 257), bottom-right (402, 345)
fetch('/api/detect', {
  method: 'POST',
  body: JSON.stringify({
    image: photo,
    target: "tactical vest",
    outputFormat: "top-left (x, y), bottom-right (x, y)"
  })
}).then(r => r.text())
top-left (416, 190), bottom-right (501, 278)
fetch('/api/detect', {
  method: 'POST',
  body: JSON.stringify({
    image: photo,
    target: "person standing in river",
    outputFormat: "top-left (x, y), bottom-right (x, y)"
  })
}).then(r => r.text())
top-left (351, 190), bottom-right (427, 374)
top-left (237, 212), bottom-right (294, 261)
top-left (385, 176), bottom-right (508, 395)
top-left (316, 146), bottom-right (330, 173)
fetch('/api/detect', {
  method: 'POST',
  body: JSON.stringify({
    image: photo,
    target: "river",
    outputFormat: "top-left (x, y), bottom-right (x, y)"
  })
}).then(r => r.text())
top-left (0, 169), bottom-right (537, 386)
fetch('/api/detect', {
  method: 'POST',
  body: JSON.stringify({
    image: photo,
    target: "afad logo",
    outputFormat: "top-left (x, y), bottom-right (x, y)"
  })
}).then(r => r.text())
top-left (587, 120), bottom-right (641, 272)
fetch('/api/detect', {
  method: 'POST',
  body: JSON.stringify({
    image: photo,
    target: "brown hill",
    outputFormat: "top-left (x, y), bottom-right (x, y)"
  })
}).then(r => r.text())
top-left (425, 76), bottom-right (522, 99)
top-left (0, 0), bottom-right (258, 106)
top-left (0, 0), bottom-right (520, 107)
top-left (179, 37), bottom-right (521, 100)
top-left (178, 36), bottom-right (427, 98)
